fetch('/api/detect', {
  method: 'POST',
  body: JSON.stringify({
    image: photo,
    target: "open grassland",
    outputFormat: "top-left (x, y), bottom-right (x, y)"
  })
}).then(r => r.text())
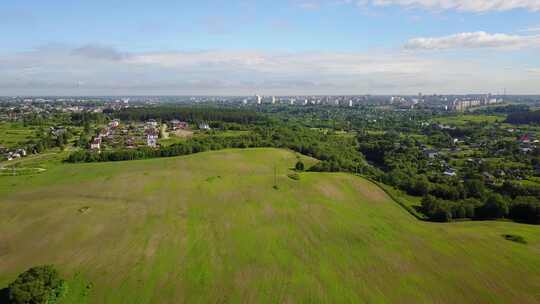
top-left (434, 114), bottom-right (504, 126)
top-left (0, 148), bottom-right (539, 303)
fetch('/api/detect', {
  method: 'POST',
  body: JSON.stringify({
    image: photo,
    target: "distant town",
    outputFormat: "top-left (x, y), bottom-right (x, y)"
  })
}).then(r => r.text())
top-left (1, 93), bottom-right (538, 115)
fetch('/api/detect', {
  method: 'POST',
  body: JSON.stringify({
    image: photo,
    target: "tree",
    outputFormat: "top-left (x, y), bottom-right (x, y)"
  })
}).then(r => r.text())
top-left (421, 195), bottom-right (452, 222)
top-left (464, 179), bottom-right (486, 199)
top-left (8, 265), bottom-right (66, 304)
top-left (295, 161), bottom-right (305, 171)
top-left (411, 175), bottom-right (430, 196)
top-left (479, 194), bottom-right (509, 219)
top-left (510, 196), bottom-right (540, 224)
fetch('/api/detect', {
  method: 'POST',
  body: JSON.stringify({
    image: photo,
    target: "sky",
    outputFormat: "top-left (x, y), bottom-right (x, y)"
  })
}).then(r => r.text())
top-left (1, 0), bottom-right (540, 96)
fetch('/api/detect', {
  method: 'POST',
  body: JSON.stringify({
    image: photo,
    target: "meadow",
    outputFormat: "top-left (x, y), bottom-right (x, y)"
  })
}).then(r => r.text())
top-left (0, 148), bottom-right (539, 303)
top-left (434, 114), bottom-right (504, 125)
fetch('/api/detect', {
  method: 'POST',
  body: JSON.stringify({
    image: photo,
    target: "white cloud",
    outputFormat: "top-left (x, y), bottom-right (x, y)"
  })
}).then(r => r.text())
top-left (127, 50), bottom-right (432, 75)
top-left (295, 0), bottom-right (540, 13)
top-left (528, 68), bottom-right (540, 73)
top-left (71, 44), bottom-right (127, 61)
top-left (363, 0), bottom-right (540, 12)
top-left (0, 45), bottom-right (539, 95)
top-left (295, 1), bottom-right (322, 10)
top-left (404, 31), bottom-right (540, 50)
top-left (520, 26), bottom-right (540, 33)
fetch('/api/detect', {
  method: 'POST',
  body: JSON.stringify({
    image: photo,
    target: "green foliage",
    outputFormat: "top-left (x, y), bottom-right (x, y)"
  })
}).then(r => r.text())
top-left (421, 195), bottom-right (481, 222)
top-left (287, 173), bottom-right (300, 180)
top-left (505, 110), bottom-right (540, 124)
top-left (114, 106), bottom-right (262, 124)
top-left (464, 179), bottom-right (486, 199)
top-left (295, 161), bottom-right (305, 171)
top-left (8, 265), bottom-right (66, 304)
top-left (67, 124), bottom-right (366, 175)
top-left (502, 234), bottom-right (527, 244)
top-left (509, 196), bottom-right (540, 224)
top-left (478, 194), bottom-right (509, 219)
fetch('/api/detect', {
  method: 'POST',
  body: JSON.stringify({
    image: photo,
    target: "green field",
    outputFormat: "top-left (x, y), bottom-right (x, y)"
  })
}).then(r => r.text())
top-left (1, 148), bottom-right (539, 303)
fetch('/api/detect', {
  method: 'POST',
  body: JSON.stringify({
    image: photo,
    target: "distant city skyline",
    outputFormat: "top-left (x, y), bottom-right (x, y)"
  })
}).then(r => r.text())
top-left (1, 0), bottom-right (540, 95)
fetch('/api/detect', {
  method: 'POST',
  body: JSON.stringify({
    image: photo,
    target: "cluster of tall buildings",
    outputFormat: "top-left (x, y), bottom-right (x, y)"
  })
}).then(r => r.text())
top-left (446, 96), bottom-right (502, 111)
top-left (247, 95), bottom-right (367, 107)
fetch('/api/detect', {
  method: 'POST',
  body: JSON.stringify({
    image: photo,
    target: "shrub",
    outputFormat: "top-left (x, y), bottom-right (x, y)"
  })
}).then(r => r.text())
top-left (8, 265), bottom-right (66, 304)
top-left (502, 234), bottom-right (527, 244)
top-left (295, 161), bottom-right (305, 171)
top-left (287, 173), bottom-right (300, 180)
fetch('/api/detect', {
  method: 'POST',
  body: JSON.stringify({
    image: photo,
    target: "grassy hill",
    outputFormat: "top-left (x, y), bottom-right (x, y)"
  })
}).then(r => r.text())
top-left (0, 148), bottom-right (539, 303)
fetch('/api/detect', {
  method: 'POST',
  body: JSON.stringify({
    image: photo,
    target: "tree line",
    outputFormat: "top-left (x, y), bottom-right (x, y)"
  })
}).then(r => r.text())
top-left (66, 124), bottom-right (368, 174)
top-left (113, 106), bottom-right (263, 124)
top-left (505, 110), bottom-right (540, 124)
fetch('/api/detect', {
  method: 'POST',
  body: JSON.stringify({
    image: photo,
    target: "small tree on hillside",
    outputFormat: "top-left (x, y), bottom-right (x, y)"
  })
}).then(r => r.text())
top-left (295, 161), bottom-right (305, 171)
top-left (8, 265), bottom-right (66, 304)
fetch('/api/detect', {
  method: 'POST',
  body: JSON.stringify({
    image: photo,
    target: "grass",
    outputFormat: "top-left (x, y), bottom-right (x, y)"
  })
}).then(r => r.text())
top-left (376, 182), bottom-right (426, 220)
top-left (159, 130), bottom-right (250, 147)
top-left (435, 114), bottom-right (504, 126)
top-left (0, 148), bottom-right (539, 303)
top-left (200, 130), bottom-right (251, 137)
top-left (0, 148), bottom-right (71, 170)
top-left (0, 123), bottom-right (36, 149)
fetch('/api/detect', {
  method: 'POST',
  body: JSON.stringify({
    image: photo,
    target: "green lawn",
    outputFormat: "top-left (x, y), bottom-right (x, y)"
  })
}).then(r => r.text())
top-left (0, 148), bottom-right (539, 303)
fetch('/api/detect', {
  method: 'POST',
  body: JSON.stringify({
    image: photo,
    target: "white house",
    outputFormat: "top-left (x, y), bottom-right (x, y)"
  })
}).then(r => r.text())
top-left (90, 137), bottom-right (101, 150)
top-left (198, 122), bottom-right (211, 130)
top-left (146, 129), bottom-right (159, 147)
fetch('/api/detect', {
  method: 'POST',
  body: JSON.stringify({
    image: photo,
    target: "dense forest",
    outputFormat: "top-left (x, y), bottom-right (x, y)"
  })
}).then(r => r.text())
top-left (112, 106), bottom-right (263, 124)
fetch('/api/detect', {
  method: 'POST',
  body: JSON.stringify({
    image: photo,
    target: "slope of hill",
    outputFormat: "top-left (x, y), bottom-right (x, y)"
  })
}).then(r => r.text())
top-left (0, 148), bottom-right (539, 303)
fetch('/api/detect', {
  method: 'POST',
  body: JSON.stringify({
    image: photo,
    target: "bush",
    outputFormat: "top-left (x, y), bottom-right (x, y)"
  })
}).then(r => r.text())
top-left (295, 161), bottom-right (305, 171)
top-left (477, 194), bottom-right (509, 219)
top-left (502, 234), bottom-right (527, 244)
top-left (287, 173), bottom-right (300, 180)
top-left (421, 195), bottom-right (453, 222)
top-left (8, 265), bottom-right (66, 304)
top-left (509, 197), bottom-right (540, 224)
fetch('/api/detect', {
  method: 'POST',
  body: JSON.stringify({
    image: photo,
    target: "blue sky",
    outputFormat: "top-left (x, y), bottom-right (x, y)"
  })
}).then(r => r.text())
top-left (1, 0), bottom-right (540, 95)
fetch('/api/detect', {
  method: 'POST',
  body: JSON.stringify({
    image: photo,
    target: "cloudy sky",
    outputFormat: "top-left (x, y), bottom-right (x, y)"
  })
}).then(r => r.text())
top-left (1, 0), bottom-right (540, 95)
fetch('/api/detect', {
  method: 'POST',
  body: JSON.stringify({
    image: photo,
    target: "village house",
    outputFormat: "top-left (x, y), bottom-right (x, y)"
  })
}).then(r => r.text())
top-left (109, 119), bottom-right (120, 128)
top-left (519, 134), bottom-right (531, 144)
top-left (50, 126), bottom-right (67, 137)
top-left (6, 151), bottom-right (21, 161)
top-left (16, 148), bottom-right (27, 157)
top-left (198, 122), bottom-right (211, 130)
top-left (443, 168), bottom-right (457, 177)
top-left (423, 149), bottom-right (439, 159)
top-left (90, 137), bottom-right (101, 150)
top-left (98, 128), bottom-right (110, 138)
top-left (170, 120), bottom-right (189, 130)
top-left (146, 128), bottom-right (159, 148)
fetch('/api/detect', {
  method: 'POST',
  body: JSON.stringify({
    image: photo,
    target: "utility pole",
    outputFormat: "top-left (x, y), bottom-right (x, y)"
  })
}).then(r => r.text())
top-left (273, 164), bottom-right (278, 189)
